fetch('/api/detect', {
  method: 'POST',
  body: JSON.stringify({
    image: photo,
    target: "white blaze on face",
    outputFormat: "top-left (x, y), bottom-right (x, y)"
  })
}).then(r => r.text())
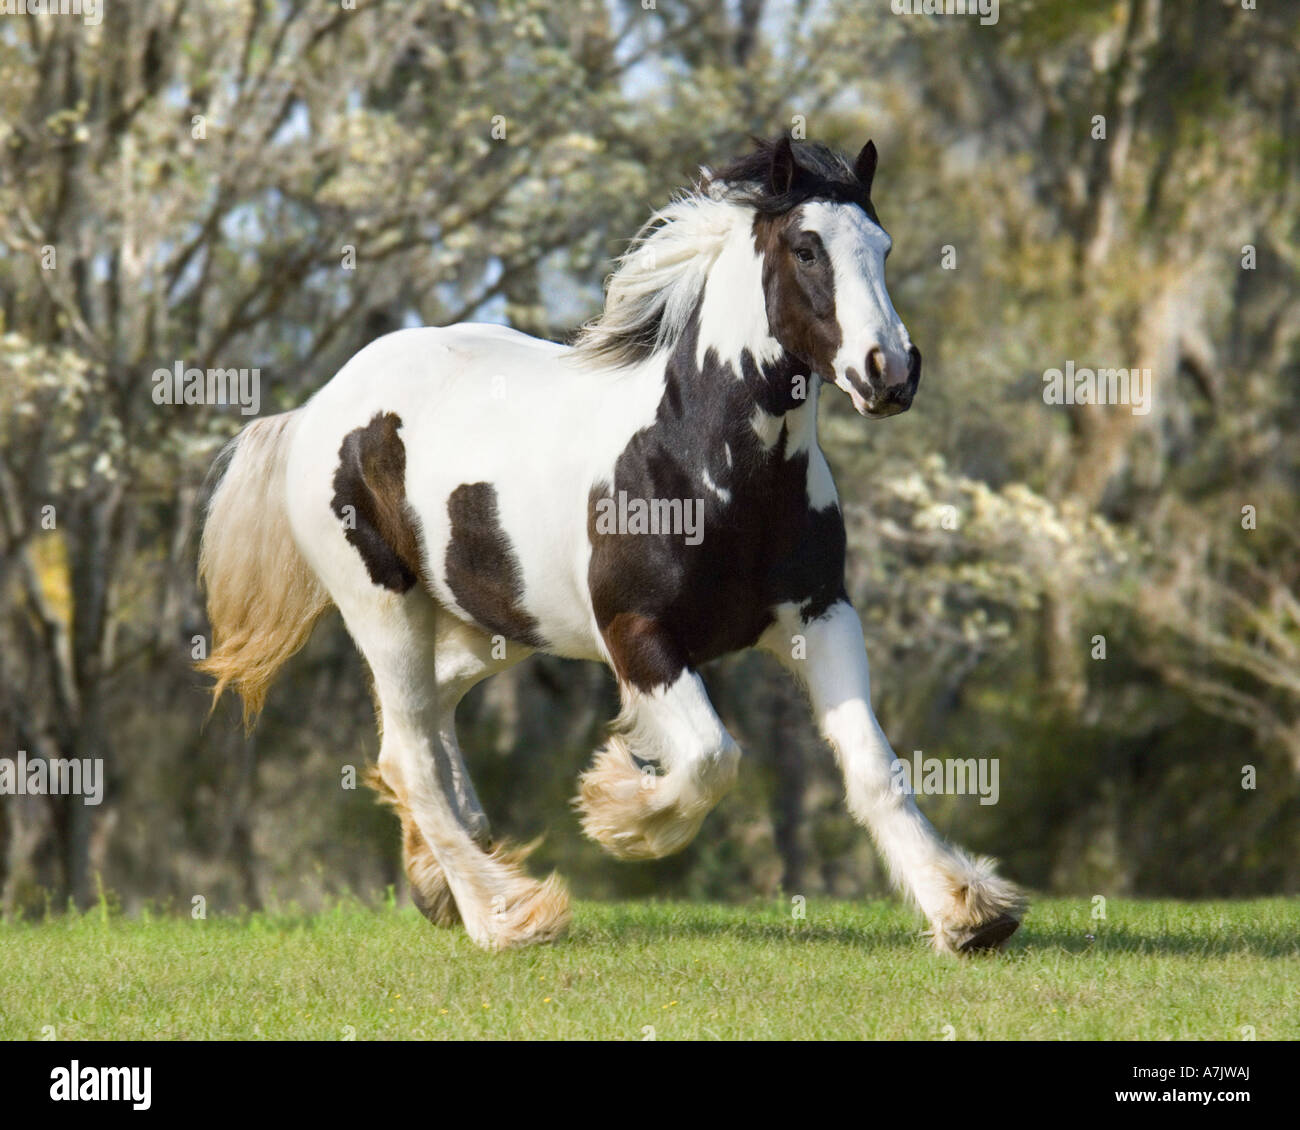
top-left (800, 201), bottom-right (912, 408)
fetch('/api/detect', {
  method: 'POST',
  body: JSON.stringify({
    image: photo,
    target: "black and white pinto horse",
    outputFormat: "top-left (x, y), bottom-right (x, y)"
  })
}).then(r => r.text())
top-left (199, 136), bottom-right (1023, 953)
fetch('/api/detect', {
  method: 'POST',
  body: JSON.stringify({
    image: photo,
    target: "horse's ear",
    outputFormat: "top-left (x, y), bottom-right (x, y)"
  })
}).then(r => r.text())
top-left (769, 135), bottom-right (797, 196)
top-left (854, 140), bottom-right (878, 195)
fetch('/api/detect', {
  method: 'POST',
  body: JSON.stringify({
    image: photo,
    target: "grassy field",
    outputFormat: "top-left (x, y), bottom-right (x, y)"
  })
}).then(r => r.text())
top-left (2, 897), bottom-right (1297, 1040)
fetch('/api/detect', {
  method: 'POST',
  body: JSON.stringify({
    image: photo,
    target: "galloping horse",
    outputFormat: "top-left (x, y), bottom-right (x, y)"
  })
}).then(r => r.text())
top-left (198, 136), bottom-right (1023, 953)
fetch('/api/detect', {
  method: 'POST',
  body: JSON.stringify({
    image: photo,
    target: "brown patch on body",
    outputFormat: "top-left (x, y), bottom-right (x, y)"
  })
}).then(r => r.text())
top-left (331, 412), bottom-right (427, 593)
top-left (444, 482), bottom-right (545, 648)
top-left (601, 611), bottom-right (687, 691)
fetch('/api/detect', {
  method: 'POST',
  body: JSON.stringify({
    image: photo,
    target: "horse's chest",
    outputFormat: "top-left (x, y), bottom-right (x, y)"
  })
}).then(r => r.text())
top-left (588, 441), bottom-right (847, 670)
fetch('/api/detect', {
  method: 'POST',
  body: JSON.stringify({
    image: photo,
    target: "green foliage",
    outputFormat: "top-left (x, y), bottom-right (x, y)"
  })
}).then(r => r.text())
top-left (1, 0), bottom-right (1297, 913)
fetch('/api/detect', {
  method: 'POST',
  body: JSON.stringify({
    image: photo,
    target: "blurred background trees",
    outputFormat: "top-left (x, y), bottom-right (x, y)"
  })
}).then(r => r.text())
top-left (1, 0), bottom-right (1296, 916)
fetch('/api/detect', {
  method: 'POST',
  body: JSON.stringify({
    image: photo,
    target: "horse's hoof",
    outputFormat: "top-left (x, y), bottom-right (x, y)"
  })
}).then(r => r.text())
top-left (957, 914), bottom-right (1020, 954)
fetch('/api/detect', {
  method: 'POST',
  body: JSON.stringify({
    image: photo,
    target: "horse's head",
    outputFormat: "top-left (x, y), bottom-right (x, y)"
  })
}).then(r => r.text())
top-left (742, 136), bottom-right (920, 418)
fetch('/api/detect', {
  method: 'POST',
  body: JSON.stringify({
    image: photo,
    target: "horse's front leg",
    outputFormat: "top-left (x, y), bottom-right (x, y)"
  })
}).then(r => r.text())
top-left (764, 600), bottom-right (1023, 953)
top-left (576, 618), bottom-right (740, 860)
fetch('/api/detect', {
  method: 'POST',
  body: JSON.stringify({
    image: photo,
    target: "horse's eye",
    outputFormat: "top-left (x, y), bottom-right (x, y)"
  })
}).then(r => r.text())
top-left (794, 247), bottom-right (816, 264)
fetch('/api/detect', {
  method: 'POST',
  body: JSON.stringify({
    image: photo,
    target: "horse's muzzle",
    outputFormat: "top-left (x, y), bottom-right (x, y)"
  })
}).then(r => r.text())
top-left (845, 345), bottom-right (921, 418)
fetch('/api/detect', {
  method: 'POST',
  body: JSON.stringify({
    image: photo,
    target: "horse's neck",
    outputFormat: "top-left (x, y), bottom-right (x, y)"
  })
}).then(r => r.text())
top-left (656, 317), bottom-right (823, 477)
top-left (744, 373), bottom-right (822, 463)
top-left (686, 230), bottom-right (824, 459)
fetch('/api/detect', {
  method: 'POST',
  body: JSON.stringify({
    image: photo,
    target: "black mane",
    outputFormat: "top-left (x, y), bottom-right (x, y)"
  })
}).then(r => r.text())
top-left (711, 136), bottom-right (878, 222)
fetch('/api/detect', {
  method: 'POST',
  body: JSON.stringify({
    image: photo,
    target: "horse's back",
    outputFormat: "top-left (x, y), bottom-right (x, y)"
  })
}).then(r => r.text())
top-left (321, 322), bottom-right (571, 400)
top-left (297, 322), bottom-right (590, 466)
top-left (286, 322), bottom-right (636, 660)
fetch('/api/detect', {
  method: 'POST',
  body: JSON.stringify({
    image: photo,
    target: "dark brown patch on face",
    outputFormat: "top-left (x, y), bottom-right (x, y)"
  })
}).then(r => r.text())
top-left (754, 208), bottom-right (842, 380)
top-left (331, 412), bottom-right (426, 593)
top-left (445, 482), bottom-right (545, 649)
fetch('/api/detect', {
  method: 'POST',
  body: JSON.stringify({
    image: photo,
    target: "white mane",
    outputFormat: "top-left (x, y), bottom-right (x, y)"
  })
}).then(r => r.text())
top-left (571, 181), bottom-right (750, 369)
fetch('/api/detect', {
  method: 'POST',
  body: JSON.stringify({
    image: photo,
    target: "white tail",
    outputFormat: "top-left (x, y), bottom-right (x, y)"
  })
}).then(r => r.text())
top-left (197, 411), bottom-right (329, 727)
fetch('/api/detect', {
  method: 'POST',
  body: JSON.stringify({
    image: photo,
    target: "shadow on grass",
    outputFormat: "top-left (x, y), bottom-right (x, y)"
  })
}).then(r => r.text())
top-left (565, 905), bottom-right (923, 951)
top-left (575, 922), bottom-right (923, 950)
top-left (1015, 924), bottom-right (1299, 959)
top-left (560, 904), bottom-right (1299, 960)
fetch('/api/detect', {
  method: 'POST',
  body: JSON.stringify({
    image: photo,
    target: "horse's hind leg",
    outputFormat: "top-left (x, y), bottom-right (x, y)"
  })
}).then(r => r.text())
top-left (344, 591), bottom-right (569, 949)
top-left (362, 610), bottom-right (494, 927)
top-left (366, 764), bottom-right (461, 926)
top-left (372, 613), bottom-right (527, 926)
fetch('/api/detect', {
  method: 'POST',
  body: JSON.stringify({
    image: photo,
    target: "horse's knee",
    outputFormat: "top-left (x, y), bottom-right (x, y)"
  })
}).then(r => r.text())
top-left (694, 732), bottom-right (740, 799)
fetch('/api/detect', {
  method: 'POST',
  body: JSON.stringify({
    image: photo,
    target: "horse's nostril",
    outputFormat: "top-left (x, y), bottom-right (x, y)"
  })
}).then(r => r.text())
top-left (867, 347), bottom-right (887, 381)
top-left (907, 344), bottom-right (922, 380)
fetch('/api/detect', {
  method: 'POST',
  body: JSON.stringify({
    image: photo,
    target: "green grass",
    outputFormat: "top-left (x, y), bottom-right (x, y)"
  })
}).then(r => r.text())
top-left (2, 898), bottom-right (1297, 1040)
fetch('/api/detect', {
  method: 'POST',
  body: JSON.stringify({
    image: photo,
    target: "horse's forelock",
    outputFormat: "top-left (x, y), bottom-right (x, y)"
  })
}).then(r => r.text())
top-left (712, 137), bottom-right (875, 220)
